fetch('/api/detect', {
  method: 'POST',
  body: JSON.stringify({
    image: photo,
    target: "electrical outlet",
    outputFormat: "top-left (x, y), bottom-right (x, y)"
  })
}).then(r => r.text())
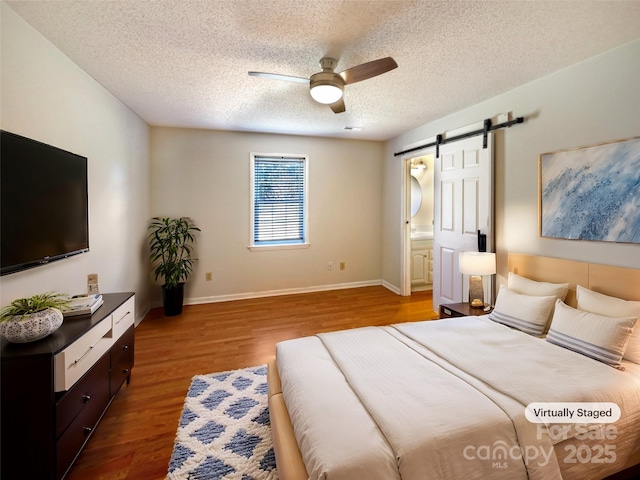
top-left (87, 273), bottom-right (99, 294)
top-left (206, 272), bottom-right (212, 281)
top-left (340, 262), bottom-right (346, 270)
top-left (328, 262), bottom-right (333, 271)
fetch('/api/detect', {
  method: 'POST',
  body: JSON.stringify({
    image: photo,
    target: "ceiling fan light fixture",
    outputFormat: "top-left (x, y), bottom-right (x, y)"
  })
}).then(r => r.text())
top-left (309, 70), bottom-right (344, 105)
top-left (310, 83), bottom-right (343, 104)
top-left (251, 55), bottom-right (396, 113)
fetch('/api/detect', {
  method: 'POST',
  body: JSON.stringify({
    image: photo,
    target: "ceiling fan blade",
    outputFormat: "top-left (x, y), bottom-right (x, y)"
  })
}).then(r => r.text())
top-left (248, 71), bottom-right (310, 84)
top-left (339, 57), bottom-right (398, 85)
top-left (329, 98), bottom-right (346, 114)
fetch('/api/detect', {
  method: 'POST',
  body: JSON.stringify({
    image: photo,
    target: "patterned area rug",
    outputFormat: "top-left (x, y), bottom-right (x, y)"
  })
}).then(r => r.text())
top-left (167, 365), bottom-right (278, 480)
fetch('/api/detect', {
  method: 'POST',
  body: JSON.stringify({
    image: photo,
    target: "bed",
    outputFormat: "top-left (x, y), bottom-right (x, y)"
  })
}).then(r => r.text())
top-left (267, 253), bottom-right (640, 480)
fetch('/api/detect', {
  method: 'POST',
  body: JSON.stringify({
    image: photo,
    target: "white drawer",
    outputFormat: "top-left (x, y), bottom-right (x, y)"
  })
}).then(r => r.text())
top-left (54, 317), bottom-right (112, 392)
top-left (111, 296), bottom-right (135, 340)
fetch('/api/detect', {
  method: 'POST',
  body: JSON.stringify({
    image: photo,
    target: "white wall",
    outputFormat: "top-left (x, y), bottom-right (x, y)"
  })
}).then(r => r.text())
top-left (150, 127), bottom-right (384, 305)
top-left (0, 3), bottom-right (151, 321)
top-left (384, 39), bottom-right (640, 290)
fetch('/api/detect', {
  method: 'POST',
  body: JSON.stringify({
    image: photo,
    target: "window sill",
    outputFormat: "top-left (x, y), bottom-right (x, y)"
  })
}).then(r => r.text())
top-left (248, 243), bottom-right (310, 252)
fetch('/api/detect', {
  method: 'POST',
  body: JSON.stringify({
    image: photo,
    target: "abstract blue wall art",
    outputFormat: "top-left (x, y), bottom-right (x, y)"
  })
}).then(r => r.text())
top-left (539, 137), bottom-right (640, 243)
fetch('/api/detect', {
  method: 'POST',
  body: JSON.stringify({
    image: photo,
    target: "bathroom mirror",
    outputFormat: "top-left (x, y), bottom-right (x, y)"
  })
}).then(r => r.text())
top-left (410, 175), bottom-right (422, 217)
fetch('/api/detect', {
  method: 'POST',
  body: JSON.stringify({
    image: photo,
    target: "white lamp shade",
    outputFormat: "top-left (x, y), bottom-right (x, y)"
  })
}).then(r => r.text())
top-left (459, 252), bottom-right (496, 275)
top-left (310, 84), bottom-right (343, 104)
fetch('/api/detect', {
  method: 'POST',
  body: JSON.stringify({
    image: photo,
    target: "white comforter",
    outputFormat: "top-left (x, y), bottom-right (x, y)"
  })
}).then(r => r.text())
top-left (276, 317), bottom-right (640, 480)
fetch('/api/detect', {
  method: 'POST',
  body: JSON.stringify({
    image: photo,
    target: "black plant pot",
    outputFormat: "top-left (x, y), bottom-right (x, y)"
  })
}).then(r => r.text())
top-left (162, 283), bottom-right (185, 317)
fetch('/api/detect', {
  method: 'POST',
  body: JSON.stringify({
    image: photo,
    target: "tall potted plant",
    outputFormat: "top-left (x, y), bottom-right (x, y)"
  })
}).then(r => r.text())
top-left (148, 217), bottom-right (200, 316)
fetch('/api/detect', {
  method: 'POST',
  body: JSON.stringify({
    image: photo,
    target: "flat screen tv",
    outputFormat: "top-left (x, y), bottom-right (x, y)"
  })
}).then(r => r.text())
top-left (1, 130), bottom-right (89, 276)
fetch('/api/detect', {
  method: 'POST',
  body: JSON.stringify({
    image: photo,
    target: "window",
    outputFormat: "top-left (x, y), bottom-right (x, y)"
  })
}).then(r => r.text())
top-left (250, 153), bottom-right (309, 250)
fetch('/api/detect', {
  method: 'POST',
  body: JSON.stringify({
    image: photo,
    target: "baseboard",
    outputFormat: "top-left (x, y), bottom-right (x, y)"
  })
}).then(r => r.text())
top-left (135, 310), bottom-right (149, 327)
top-left (185, 279), bottom-right (386, 306)
top-left (381, 279), bottom-right (402, 295)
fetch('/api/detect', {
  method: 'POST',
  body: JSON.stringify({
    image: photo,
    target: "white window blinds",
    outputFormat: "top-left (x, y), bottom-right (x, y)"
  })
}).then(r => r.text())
top-left (251, 155), bottom-right (308, 246)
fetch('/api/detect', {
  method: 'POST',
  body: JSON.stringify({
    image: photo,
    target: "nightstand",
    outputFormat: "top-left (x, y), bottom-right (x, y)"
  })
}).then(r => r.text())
top-left (439, 302), bottom-right (492, 319)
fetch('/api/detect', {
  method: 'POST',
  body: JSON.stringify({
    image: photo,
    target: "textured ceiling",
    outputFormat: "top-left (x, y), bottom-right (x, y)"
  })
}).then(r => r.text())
top-left (6, 0), bottom-right (640, 140)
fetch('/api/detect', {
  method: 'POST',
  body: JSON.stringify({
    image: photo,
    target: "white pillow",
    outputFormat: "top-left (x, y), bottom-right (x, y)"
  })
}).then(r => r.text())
top-left (546, 300), bottom-right (637, 369)
top-left (508, 272), bottom-right (569, 301)
top-left (488, 285), bottom-right (556, 336)
top-left (576, 285), bottom-right (640, 364)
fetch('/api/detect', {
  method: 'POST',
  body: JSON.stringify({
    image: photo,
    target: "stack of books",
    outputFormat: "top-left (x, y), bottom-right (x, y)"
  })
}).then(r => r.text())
top-left (63, 294), bottom-right (104, 318)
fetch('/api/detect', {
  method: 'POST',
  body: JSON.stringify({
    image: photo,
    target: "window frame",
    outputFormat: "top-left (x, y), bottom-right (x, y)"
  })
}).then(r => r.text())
top-left (249, 152), bottom-right (310, 251)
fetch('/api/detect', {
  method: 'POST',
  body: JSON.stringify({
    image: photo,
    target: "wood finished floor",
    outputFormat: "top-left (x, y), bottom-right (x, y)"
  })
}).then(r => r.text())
top-left (65, 286), bottom-right (437, 480)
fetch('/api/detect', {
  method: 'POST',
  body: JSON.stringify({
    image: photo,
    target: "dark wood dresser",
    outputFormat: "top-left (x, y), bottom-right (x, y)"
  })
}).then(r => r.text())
top-left (1, 292), bottom-right (135, 480)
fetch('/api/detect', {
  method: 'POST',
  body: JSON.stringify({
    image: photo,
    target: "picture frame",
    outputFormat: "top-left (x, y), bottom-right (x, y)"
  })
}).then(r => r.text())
top-left (538, 136), bottom-right (640, 244)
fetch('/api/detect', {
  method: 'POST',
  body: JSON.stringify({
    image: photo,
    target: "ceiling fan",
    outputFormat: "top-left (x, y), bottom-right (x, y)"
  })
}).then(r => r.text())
top-left (248, 56), bottom-right (398, 113)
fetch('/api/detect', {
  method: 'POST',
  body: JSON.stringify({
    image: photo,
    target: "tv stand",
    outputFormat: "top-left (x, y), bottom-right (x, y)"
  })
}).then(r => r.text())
top-left (1, 292), bottom-right (135, 480)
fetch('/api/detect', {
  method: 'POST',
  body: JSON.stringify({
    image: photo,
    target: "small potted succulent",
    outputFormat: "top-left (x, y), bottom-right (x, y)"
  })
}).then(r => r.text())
top-left (0, 292), bottom-right (70, 343)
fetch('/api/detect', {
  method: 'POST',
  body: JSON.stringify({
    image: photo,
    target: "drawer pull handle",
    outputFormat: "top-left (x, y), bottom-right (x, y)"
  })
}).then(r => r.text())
top-left (83, 427), bottom-right (93, 436)
top-left (123, 369), bottom-right (130, 374)
top-left (122, 345), bottom-right (129, 351)
top-left (83, 394), bottom-right (91, 403)
top-left (115, 311), bottom-right (131, 326)
top-left (73, 344), bottom-right (95, 365)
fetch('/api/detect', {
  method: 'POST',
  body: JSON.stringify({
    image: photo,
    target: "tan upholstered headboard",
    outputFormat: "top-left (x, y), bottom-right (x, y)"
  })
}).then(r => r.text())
top-left (508, 253), bottom-right (640, 307)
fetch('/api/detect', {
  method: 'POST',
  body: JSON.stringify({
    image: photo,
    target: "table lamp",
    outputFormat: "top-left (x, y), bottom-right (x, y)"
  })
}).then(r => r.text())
top-left (459, 252), bottom-right (496, 307)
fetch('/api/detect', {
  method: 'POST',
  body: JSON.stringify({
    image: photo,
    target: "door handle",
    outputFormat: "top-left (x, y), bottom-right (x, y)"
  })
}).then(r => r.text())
top-left (477, 230), bottom-right (487, 252)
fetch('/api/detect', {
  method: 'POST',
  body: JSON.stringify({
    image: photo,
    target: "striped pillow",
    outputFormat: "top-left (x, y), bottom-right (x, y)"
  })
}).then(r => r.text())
top-left (488, 286), bottom-right (556, 336)
top-left (546, 300), bottom-right (637, 369)
top-left (576, 285), bottom-right (640, 364)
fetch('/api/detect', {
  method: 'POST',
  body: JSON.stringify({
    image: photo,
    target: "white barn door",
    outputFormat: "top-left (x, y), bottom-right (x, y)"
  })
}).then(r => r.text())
top-left (433, 134), bottom-right (494, 310)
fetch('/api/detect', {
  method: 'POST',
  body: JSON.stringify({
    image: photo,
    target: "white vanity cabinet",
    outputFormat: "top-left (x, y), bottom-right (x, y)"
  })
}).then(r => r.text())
top-left (411, 239), bottom-right (433, 289)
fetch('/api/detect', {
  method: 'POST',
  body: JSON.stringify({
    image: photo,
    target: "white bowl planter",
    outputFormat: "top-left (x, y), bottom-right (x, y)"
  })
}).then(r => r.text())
top-left (0, 308), bottom-right (64, 343)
